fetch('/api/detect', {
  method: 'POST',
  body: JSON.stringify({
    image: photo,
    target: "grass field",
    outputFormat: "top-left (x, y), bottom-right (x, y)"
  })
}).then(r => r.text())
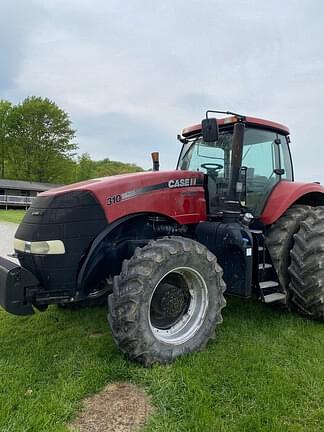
top-left (1, 209), bottom-right (324, 431)
top-left (1, 298), bottom-right (324, 432)
top-left (0, 209), bottom-right (25, 224)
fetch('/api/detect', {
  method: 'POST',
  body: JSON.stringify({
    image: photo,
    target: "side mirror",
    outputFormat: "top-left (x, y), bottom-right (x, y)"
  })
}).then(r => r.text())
top-left (201, 118), bottom-right (219, 142)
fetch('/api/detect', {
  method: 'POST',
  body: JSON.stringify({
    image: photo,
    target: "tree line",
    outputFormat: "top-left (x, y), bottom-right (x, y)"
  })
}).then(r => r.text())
top-left (0, 97), bottom-right (143, 184)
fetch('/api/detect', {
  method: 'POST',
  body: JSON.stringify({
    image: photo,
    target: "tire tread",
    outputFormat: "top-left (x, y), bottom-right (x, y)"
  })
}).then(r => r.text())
top-left (288, 206), bottom-right (324, 319)
top-left (108, 236), bottom-right (226, 366)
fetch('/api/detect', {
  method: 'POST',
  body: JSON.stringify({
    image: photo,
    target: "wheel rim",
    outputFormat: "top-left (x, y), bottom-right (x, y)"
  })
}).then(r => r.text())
top-left (148, 267), bottom-right (208, 345)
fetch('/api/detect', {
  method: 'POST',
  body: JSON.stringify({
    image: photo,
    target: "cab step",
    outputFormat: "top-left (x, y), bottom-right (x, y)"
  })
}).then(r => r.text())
top-left (263, 292), bottom-right (286, 303)
top-left (259, 281), bottom-right (279, 290)
top-left (258, 263), bottom-right (272, 270)
top-left (250, 229), bottom-right (263, 234)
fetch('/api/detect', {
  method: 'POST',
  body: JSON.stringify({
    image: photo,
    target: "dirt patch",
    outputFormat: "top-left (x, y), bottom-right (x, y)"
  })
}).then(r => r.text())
top-left (69, 382), bottom-right (153, 432)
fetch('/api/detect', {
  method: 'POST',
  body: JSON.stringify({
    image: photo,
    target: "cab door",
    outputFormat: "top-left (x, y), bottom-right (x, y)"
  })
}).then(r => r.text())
top-left (242, 128), bottom-right (292, 216)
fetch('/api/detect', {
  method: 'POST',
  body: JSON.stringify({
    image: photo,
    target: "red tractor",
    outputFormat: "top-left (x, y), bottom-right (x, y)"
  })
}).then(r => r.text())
top-left (1, 110), bottom-right (324, 366)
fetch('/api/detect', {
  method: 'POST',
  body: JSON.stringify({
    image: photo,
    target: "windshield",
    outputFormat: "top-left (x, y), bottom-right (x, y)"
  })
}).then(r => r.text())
top-left (178, 132), bottom-right (233, 177)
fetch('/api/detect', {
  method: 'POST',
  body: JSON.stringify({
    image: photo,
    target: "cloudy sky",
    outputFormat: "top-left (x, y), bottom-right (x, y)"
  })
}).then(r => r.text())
top-left (1, 0), bottom-right (324, 181)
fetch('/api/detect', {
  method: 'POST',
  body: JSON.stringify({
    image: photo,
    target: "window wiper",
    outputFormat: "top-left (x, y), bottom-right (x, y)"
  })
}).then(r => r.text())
top-left (182, 137), bottom-right (199, 162)
top-left (242, 145), bottom-right (252, 162)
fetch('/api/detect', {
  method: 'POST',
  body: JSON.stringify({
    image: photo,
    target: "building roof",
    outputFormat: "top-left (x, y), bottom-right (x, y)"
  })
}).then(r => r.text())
top-left (0, 179), bottom-right (61, 192)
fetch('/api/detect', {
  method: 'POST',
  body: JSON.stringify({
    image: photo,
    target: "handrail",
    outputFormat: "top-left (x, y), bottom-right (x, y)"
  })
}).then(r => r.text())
top-left (0, 194), bottom-right (35, 207)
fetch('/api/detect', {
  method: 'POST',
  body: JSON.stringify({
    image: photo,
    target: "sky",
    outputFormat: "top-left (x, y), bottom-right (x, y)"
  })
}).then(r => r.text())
top-left (1, 0), bottom-right (324, 181)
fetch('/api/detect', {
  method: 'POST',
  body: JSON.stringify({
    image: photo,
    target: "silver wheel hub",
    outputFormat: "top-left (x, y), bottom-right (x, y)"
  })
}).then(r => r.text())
top-left (148, 267), bottom-right (208, 345)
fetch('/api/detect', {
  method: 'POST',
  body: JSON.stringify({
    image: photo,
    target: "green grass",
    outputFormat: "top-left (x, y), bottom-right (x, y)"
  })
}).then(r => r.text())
top-left (0, 209), bottom-right (25, 224)
top-left (1, 298), bottom-right (324, 432)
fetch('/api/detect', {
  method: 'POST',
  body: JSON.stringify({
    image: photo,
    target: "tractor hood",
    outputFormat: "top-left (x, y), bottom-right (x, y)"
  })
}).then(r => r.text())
top-left (14, 170), bottom-right (206, 298)
top-left (41, 170), bottom-right (207, 225)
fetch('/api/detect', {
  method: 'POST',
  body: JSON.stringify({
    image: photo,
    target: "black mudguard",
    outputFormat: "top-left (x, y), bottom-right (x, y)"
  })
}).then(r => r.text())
top-left (195, 221), bottom-right (253, 297)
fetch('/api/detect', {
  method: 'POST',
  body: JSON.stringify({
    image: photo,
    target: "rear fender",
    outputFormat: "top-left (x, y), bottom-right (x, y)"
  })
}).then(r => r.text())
top-left (261, 181), bottom-right (324, 225)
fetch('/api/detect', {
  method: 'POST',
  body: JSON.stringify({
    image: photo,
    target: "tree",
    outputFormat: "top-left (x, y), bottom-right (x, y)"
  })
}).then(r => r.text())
top-left (1, 96), bottom-right (144, 184)
top-left (93, 158), bottom-right (143, 177)
top-left (77, 153), bottom-right (96, 181)
top-left (0, 100), bottom-right (12, 178)
top-left (7, 97), bottom-right (77, 182)
top-left (53, 156), bottom-right (78, 184)
top-left (75, 155), bottom-right (144, 182)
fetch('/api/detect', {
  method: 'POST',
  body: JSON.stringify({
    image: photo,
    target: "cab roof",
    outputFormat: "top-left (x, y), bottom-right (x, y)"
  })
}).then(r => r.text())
top-left (181, 116), bottom-right (290, 138)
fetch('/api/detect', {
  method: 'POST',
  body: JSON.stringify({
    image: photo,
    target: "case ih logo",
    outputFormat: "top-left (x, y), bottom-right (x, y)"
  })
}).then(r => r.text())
top-left (168, 178), bottom-right (197, 188)
top-left (107, 177), bottom-right (201, 206)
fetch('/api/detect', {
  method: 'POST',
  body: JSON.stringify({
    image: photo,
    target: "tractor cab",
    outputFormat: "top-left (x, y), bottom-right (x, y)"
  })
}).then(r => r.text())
top-left (177, 113), bottom-right (293, 218)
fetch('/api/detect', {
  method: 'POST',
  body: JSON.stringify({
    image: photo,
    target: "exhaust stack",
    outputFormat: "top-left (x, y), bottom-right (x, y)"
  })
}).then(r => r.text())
top-left (151, 152), bottom-right (160, 171)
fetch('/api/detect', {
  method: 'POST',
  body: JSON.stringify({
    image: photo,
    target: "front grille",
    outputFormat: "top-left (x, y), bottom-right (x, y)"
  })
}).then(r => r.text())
top-left (15, 191), bottom-right (107, 294)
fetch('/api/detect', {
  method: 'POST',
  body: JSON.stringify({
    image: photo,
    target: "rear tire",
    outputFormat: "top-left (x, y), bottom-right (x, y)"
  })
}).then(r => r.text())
top-left (265, 205), bottom-right (311, 291)
top-left (288, 207), bottom-right (324, 320)
top-left (108, 236), bottom-right (226, 366)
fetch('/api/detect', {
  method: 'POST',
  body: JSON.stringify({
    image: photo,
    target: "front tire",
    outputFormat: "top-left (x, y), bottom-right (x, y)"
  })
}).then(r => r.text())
top-left (108, 237), bottom-right (226, 366)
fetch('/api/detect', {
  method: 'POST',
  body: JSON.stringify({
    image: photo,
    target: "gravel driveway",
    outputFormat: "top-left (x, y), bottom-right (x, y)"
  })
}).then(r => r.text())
top-left (0, 221), bottom-right (18, 262)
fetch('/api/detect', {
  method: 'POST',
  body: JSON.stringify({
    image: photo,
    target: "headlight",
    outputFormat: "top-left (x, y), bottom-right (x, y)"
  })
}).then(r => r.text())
top-left (14, 239), bottom-right (65, 255)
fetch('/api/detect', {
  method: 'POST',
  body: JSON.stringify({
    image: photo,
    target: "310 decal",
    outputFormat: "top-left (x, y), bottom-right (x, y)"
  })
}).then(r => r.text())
top-left (107, 194), bottom-right (122, 206)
